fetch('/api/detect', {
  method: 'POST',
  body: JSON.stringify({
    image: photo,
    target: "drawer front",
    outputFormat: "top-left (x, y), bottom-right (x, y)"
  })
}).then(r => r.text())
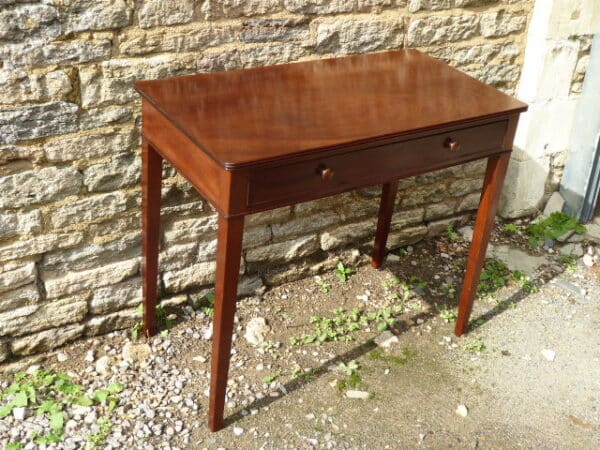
top-left (247, 120), bottom-right (507, 208)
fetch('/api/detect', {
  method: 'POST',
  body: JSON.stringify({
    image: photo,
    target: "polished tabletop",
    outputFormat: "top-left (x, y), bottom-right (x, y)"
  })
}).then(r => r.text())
top-left (135, 49), bottom-right (527, 169)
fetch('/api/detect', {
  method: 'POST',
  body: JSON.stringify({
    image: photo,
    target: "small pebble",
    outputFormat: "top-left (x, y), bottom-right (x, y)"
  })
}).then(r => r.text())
top-left (541, 349), bottom-right (556, 361)
top-left (233, 426), bottom-right (244, 436)
top-left (456, 404), bottom-right (468, 418)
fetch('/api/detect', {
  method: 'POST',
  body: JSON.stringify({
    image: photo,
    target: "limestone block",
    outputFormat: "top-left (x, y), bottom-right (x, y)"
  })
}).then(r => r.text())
top-left (79, 106), bottom-right (134, 131)
top-left (50, 191), bottom-right (130, 228)
top-left (80, 54), bottom-right (197, 108)
top-left (0, 40), bottom-right (113, 69)
top-left (408, 0), bottom-right (453, 13)
top-left (0, 284), bottom-right (40, 313)
top-left (462, 159), bottom-right (487, 176)
top-left (42, 232), bottom-right (140, 272)
top-left (85, 307), bottom-right (139, 336)
top-left (391, 208), bottom-right (425, 228)
top-left (407, 14), bottom-right (479, 46)
top-left (245, 235), bottom-right (320, 263)
top-left (241, 18), bottom-right (310, 43)
top-left (201, 0), bottom-right (281, 18)
top-left (0, 232), bottom-right (83, 262)
top-left (456, 192), bottom-right (482, 212)
top-left (60, 0), bottom-right (132, 33)
top-left (90, 278), bottom-right (141, 315)
top-left (119, 24), bottom-right (235, 56)
top-left (163, 261), bottom-right (216, 293)
top-left (43, 258), bottom-right (139, 299)
top-left (0, 210), bottom-right (42, 239)
top-left (0, 293), bottom-right (88, 337)
top-left (242, 226), bottom-right (272, 250)
top-left (320, 219), bottom-right (376, 251)
top-left (0, 101), bottom-right (79, 144)
top-left (416, 166), bottom-right (462, 185)
top-left (45, 128), bottom-right (133, 163)
top-left (0, 69), bottom-right (72, 105)
top-left (426, 215), bottom-right (468, 236)
top-left (0, 144), bottom-right (42, 165)
top-left (452, 44), bottom-right (502, 66)
top-left (246, 207), bottom-right (292, 226)
top-left (0, 4), bottom-right (60, 42)
top-left (315, 17), bottom-right (403, 54)
top-left (271, 211), bottom-right (339, 239)
top-left (448, 178), bottom-right (484, 197)
top-left (0, 261), bottom-right (36, 295)
top-left (84, 154), bottom-right (141, 192)
top-left (159, 242), bottom-right (198, 271)
top-left (0, 166), bottom-right (81, 208)
top-left (0, 339), bottom-right (8, 363)
top-left (424, 200), bottom-right (458, 220)
top-left (466, 64), bottom-right (521, 87)
top-left (11, 324), bottom-right (85, 356)
top-left (388, 225), bottom-right (428, 248)
top-left (480, 9), bottom-right (527, 37)
top-left (284, 0), bottom-right (392, 14)
top-left (197, 44), bottom-right (306, 72)
top-left (138, 0), bottom-right (194, 28)
top-left (163, 215), bottom-right (218, 244)
top-left (499, 155), bottom-right (548, 218)
top-left (402, 184), bottom-right (446, 207)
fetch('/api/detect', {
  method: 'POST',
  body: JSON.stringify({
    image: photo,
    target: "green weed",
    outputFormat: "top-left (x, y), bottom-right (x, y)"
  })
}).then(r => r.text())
top-left (526, 212), bottom-right (586, 247)
top-left (446, 224), bottom-right (461, 242)
top-left (463, 337), bottom-right (486, 353)
top-left (335, 261), bottom-right (353, 282)
top-left (477, 258), bottom-right (510, 297)
top-left (439, 308), bottom-right (458, 323)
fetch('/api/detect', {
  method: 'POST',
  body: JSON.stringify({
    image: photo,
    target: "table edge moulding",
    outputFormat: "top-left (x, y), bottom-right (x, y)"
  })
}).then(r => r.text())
top-left (135, 49), bottom-right (528, 432)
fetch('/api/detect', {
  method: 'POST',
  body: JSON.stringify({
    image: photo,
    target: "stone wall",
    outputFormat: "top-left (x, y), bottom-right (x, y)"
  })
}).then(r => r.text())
top-left (0, 0), bottom-right (531, 360)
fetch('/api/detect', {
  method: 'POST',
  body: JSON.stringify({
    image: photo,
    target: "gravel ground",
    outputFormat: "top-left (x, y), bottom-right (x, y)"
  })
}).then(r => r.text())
top-left (0, 221), bottom-right (599, 449)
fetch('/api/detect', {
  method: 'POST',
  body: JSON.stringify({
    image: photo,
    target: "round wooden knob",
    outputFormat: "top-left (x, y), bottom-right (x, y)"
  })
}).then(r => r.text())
top-left (320, 166), bottom-right (334, 180)
top-left (444, 137), bottom-right (461, 152)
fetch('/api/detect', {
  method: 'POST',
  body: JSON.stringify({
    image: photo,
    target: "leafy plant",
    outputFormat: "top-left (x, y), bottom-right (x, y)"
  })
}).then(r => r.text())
top-left (262, 369), bottom-right (283, 384)
top-left (511, 270), bottom-right (538, 293)
top-left (446, 224), bottom-right (461, 242)
top-left (440, 280), bottom-right (456, 300)
top-left (439, 308), bottom-right (458, 323)
top-left (560, 255), bottom-right (578, 273)
top-left (0, 369), bottom-right (122, 446)
top-left (335, 261), bottom-right (353, 282)
top-left (463, 337), bottom-right (486, 353)
top-left (477, 258), bottom-right (510, 297)
top-left (316, 279), bottom-right (330, 294)
top-left (86, 416), bottom-right (112, 450)
top-left (526, 212), bottom-right (586, 248)
top-left (338, 360), bottom-right (359, 376)
top-left (132, 302), bottom-right (175, 340)
top-left (200, 292), bottom-right (216, 317)
top-left (504, 223), bottom-right (519, 234)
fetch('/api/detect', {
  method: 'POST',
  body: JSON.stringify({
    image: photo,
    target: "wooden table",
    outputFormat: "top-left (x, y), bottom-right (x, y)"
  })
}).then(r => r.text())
top-left (135, 49), bottom-right (527, 431)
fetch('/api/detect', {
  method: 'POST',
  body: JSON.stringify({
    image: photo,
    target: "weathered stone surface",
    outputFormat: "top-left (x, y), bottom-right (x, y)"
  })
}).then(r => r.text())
top-left (80, 55), bottom-right (196, 108)
top-left (90, 278), bottom-right (141, 314)
top-left (0, 284), bottom-right (40, 313)
top-left (84, 154), bottom-right (140, 192)
top-left (448, 178), bottom-right (483, 197)
top-left (197, 44), bottom-right (306, 72)
top-left (138, 0), bottom-right (194, 28)
top-left (60, 0), bottom-right (132, 33)
top-left (284, 0), bottom-right (392, 14)
top-left (0, 4), bottom-right (60, 42)
top-left (416, 166), bottom-right (463, 185)
top-left (0, 261), bottom-right (36, 295)
top-left (85, 307), bottom-right (138, 336)
top-left (407, 14), bottom-right (479, 46)
top-left (461, 159), bottom-right (487, 176)
top-left (241, 18), bottom-right (309, 42)
top-left (0, 210), bottom-right (42, 239)
top-left (468, 64), bottom-right (520, 87)
top-left (42, 232), bottom-right (140, 272)
top-left (0, 166), bottom-right (81, 208)
top-left (408, 0), bottom-right (494, 12)
top-left (315, 18), bottom-right (403, 54)
top-left (320, 219), bottom-right (375, 251)
top-left (43, 258), bottom-right (139, 299)
top-left (0, 294), bottom-right (88, 337)
top-left (391, 207), bottom-right (425, 228)
top-left (119, 24), bottom-right (235, 56)
top-left (45, 128), bottom-right (133, 162)
top-left (388, 225), bottom-right (428, 248)
top-left (159, 242), bottom-right (198, 271)
top-left (11, 324), bottom-right (85, 356)
top-left (402, 184), bottom-right (446, 207)
top-left (452, 44), bottom-right (502, 66)
top-left (242, 225), bottom-right (272, 249)
top-left (272, 211), bottom-right (339, 239)
top-left (79, 106), bottom-right (133, 130)
top-left (163, 215), bottom-right (217, 244)
top-left (201, 0), bottom-right (281, 19)
top-left (0, 339), bottom-right (8, 363)
top-left (480, 9), bottom-right (527, 38)
top-left (246, 235), bottom-right (320, 263)
top-left (424, 200), bottom-right (457, 220)
top-left (457, 192), bottom-right (482, 211)
top-left (0, 102), bottom-right (79, 143)
top-left (0, 232), bottom-right (83, 262)
top-left (0, 144), bottom-right (42, 165)
top-left (0, 40), bottom-right (113, 69)
top-left (246, 206), bottom-right (292, 226)
top-left (0, 69), bottom-right (72, 105)
top-left (163, 261), bottom-right (216, 293)
top-left (50, 191), bottom-right (130, 228)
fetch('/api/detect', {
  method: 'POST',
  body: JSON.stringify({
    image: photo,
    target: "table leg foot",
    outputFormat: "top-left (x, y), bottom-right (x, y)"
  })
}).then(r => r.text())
top-left (455, 153), bottom-right (511, 337)
top-left (371, 181), bottom-right (399, 269)
top-left (142, 139), bottom-right (162, 338)
top-left (209, 214), bottom-right (245, 432)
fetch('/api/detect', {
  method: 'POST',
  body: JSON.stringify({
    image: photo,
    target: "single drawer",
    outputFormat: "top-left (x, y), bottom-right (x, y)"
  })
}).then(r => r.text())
top-left (247, 120), bottom-right (507, 208)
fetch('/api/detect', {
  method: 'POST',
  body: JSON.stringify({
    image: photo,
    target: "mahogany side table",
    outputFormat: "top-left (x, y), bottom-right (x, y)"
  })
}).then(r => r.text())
top-left (135, 50), bottom-right (527, 431)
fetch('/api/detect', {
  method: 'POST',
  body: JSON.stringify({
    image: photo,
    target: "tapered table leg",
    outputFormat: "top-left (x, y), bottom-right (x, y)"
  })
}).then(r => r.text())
top-left (455, 152), bottom-right (511, 336)
top-left (142, 139), bottom-right (162, 337)
top-left (209, 214), bottom-right (245, 432)
top-left (371, 181), bottom-right (399, 269)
